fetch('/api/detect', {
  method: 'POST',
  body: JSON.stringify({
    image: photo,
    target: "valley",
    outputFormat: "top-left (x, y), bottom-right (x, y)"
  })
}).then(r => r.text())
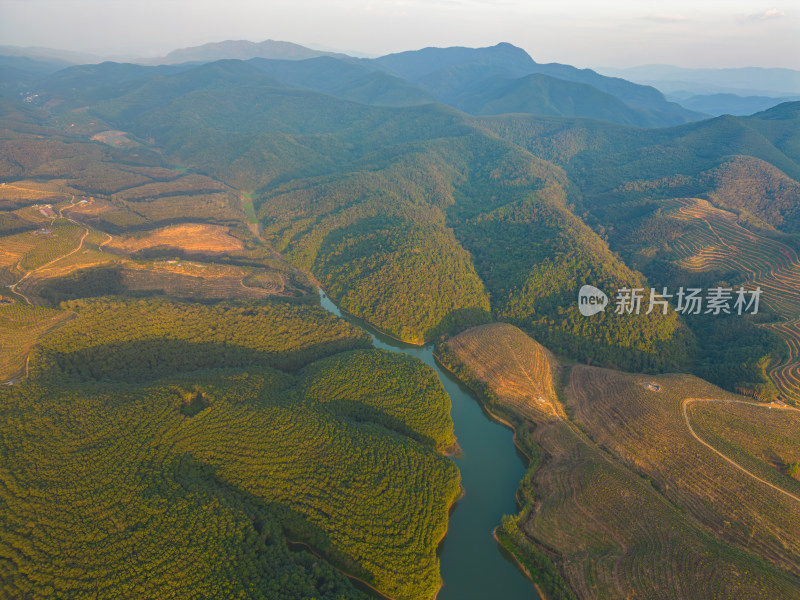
top-left (1, 40), bottom-right (800, 599)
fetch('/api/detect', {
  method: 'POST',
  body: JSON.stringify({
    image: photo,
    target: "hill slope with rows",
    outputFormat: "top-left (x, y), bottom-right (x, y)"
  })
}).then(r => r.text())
top-left (439, 322), bottom-right (800, 599)
top-left (0, 298), bottom-right (461, 600)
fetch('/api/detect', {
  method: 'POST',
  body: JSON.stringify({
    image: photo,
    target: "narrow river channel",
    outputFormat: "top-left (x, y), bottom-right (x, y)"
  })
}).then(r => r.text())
top-left (318, 290), bottom-right (539, 600)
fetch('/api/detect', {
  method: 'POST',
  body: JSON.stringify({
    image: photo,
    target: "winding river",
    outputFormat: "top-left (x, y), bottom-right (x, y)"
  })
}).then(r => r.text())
top-left (318, 290), bottom-right (538, 600)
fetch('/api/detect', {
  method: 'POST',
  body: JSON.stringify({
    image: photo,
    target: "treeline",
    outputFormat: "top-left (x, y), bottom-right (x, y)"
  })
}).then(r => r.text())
top-left (33, 298), bottom-right (371, 380)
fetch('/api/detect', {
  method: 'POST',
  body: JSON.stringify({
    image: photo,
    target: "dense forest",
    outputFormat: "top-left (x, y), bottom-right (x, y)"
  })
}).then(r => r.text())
top-left (3, 57), bottom-right (798, 394)
top-left (0, 298), bottom-right (460, 599)
top-left (97, 77), bottom-right (692, 371)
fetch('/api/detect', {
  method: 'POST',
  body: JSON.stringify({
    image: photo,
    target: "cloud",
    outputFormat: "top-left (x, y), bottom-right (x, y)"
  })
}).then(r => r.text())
top-left (752, 8), bottom-right (786, 20)
top-left (644, 13), bottom-right (688, 23)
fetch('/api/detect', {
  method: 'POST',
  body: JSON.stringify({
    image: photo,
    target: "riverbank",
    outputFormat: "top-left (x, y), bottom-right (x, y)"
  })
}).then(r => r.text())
top-left (318, 289), bottom-right (538, 599)
top-left (492, 527), bottom-right (548, 600)
top-left (432, 346), bottom-right (566, 599)
top-left (432, 350), bottom-right (533, 465)
top-left (318, 288), bottom-right (425, 347)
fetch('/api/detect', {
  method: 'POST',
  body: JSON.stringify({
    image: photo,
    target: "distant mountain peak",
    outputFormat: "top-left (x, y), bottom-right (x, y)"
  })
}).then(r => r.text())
top-left (0, 44), bottom-right (101, 65)
top-left (370, 43), bottom-right (703, 125)
top-left (138, 39), bottom-right (346, 66)
top-left (374, 42), bottom-right (537, 81)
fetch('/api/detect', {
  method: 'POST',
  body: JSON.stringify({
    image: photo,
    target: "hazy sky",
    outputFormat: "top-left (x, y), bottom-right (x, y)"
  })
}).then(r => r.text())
top-left (0, 0), bottom-right (798, 68)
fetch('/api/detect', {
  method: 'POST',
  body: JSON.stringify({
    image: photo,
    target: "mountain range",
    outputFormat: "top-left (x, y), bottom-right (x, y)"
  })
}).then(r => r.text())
top-left (2, 41), bottom-right (709, 127)
top-left (5, 39), bottom-right (798, 119)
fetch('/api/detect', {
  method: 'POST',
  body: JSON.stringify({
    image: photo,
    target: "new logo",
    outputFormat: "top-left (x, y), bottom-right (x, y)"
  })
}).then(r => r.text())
top-left (578, 285), bottom-right (608, 316)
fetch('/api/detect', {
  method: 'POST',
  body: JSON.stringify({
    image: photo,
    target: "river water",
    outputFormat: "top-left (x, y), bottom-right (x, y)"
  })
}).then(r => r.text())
top-left (318, 290), bottom-right (538, 600)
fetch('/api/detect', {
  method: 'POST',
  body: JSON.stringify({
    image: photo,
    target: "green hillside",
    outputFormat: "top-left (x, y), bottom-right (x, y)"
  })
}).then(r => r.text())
top-left (479, 104), bottom-right (800, 214)
top-left (1, 298), bottom-right (460, 600)
top-left (8, 68), bottom-right (800, 388)
top-left (458, 74), bottom-right (653, 124)
top-left (68, 76), bottom-right (683, 366)
top-left (248, 56), bottom-right (435, 106)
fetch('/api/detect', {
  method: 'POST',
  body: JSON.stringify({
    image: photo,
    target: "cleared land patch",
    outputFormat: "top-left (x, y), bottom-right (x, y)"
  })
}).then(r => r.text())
top-left (107, 223), bottom-right (245, 254)
top-left (440, 323), bottom-right (800, 600)
top-left (90, 129), bottom-right (139, 148)
top-left (444, 322), bottom-right (561, 422)
top-left (568, 365), bottom-right (800, 577)
top-left (119, 263), bottom-right (284, 300)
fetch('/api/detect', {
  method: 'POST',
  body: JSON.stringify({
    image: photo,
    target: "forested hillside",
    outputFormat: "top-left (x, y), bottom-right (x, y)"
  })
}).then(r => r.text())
top-left (372, 42), bottom-right (703, 126)
top-left (1, 298), bottom-right (460, 600)
top-left (36, 64), bottom-right (682, 368)
top-left (479, 104), bottom-right (800, 229)
top-left (478, 103), bottom-right (800, 396)
top-left (6, 59), bottom-right (799, 383)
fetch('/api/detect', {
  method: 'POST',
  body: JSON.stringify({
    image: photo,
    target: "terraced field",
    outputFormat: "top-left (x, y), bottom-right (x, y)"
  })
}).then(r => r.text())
top-left (668, 198), bottom-right (800, 403)
top-left (3, 219), bottom-right (86, 273)
top-left (20, 245), bottom-right (120, 290)
top-left (2, 199), bottom-right (132, 306)
top-left (441, 323), bottom-right (800, 599)
top-left (0, 181), bottom-right (75, 207)
top-left (5, 219), bottom-right (93, 304)
top-left (687, 399), bottom-right (800, 498)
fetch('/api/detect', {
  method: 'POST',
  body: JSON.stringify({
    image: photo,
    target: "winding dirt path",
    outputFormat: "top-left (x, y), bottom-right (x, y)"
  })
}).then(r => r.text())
top-left (98, 232), bottom-right (113, 252)
top-left (682, 397), bottom-right (800, 504)
top-left (9, 211), bottom-right (90, 305)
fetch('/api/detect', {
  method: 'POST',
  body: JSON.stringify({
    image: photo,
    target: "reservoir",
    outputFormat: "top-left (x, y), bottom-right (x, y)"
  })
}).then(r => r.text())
top-left (318, 290), bottom-right (539, 600)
